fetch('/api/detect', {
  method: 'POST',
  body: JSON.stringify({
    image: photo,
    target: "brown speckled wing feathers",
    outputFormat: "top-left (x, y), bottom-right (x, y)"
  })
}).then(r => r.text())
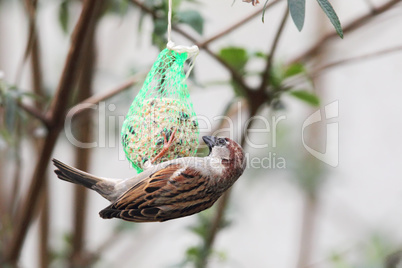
top-left (99, 164), bottom-right (217, 222)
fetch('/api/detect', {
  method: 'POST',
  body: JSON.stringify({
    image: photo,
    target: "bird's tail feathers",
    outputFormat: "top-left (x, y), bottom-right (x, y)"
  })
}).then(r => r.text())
top-left (53, 158), bottom-right (101, 189)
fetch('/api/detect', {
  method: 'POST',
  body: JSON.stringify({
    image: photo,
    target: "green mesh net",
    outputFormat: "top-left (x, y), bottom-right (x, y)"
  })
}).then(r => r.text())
top-left (121, 48), bottom-right (199, 173)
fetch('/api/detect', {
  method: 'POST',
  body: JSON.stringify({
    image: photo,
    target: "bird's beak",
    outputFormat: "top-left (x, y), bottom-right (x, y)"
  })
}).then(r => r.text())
top-left (202, 136), bottom-right (216, 151)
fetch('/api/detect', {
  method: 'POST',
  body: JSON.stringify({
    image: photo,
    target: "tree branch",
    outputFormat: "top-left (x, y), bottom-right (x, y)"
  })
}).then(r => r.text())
top-left (312, 45), bottom-right (402, 74)
top-left (19, 75), bottom-right (141, 126)
top-left (197, 104), bottom-right (261, 267)
top-left (46, 1), bottom-right (101, 125)
top-left (19, 2), bottom-right (51, 267)
top-left (18, 102), bottom-right (50, 128)
top-left (25, 0), bottom-right (44, 108)
top-left (260, 6), bottom-right (289, 92)
top-left (3, 0), bottom-right (103, 263)
top-left (198, 191), bottom-right (231, 268)
top-left (68, 75), bottom-right (142, 119)
top-left (290, 0), bottom-right (402, 64)
top-left (197, 0), bottom-right (284, 48)
top-left (70, 5), bottom-right (101, 265)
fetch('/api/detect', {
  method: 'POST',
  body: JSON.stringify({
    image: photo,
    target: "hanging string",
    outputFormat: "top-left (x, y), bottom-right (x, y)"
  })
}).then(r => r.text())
top-left (167, 0), bottom-right (173, 43)
top-left (166, 0), bottom-right (198, 79)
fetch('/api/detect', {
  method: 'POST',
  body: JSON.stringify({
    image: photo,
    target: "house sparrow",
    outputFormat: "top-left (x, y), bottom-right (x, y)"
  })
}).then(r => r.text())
top-left (243, 0), bottom-right (260, 6)
top-left (53, 136), bottom-right (246, 222)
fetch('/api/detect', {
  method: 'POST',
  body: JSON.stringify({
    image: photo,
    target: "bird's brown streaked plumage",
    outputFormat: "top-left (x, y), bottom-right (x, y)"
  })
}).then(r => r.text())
top-left (53, 136), bottom-right (246, 222)
top-left (99, 164), bottom-right (221, 222)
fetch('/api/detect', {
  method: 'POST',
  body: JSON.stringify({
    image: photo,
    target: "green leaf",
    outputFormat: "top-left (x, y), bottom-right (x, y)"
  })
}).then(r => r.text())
top-left (289, 90), bottom-right (320, 106)
top-left (219, 47), bottom-right (249, 96)
top-left (58, 0), bottom-right (69, 34)
top-left (177, 10), bottom-right (204, 35)
top-left (316, 0), bottom-right (343, 38)
top-left (219, 47), bottom-right (249, 73)
top-left (288, 0), bottom-right (306, 31)
top-left (262, 0), bottom-right (270, 23)
top-left (284, 62), bottom-right (305, 78)
top-left (189, 224), bottom-right (207, 238)
top-left (186, 246), bottom-right (201, 258)
top-left (270, 64), bottom-right (285, 88)
top-left (252, 51), bottom-right (267, 59)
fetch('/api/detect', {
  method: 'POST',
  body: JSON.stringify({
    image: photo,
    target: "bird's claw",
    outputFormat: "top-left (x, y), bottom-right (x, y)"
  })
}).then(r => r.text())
top-left (151, 127), bottom-right (177, 164)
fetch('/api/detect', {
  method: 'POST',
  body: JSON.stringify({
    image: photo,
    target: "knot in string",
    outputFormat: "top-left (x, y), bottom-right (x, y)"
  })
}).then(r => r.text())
top-left (166, 0), bottom-right (199, 78)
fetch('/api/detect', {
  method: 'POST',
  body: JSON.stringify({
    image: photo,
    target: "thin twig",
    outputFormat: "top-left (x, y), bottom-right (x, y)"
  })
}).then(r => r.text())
top-left (290, 0), bottom-right (402, 64)
top-left (19, 75), bottom-right (141, 125)
top-left (131, 0), bottom-right (156, 18)
top-left (198, 191), bottom-right (231, 268)
top-left (18, 102), bottom-right (50, 127)
top-left (20, 2), bottom-right (50, 267)
top-left (197, 0), bottom-right (284, 48)
top-left (13, 15), bottom-right (35, 86)
top-left (8, 0), bottom-right (43, 222)
top-left (198, 103), bottom-right (261, 267)
top-left (284, 44), bottom-right (402, 88)
top-left (4, 0), bottom-right (103, 263)
top-left (203, 47), bottom-right (252, 92)
top-left (260, 6), bottom-right (289, 92)
top-left (46, 1), bottom-right (102, 124)
top-left (25, 0), bottom-right (44, 108)
top-left (199, 98), bottom-right (248, 144)
top-left (69, 75), bottom-right (142, 118)
top-left (312, 45), bottom-right (402, 74)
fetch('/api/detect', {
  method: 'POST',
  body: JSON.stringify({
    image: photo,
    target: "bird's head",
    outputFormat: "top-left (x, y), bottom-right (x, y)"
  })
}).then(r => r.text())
top-left (202, 136), bottom-right (246, 174)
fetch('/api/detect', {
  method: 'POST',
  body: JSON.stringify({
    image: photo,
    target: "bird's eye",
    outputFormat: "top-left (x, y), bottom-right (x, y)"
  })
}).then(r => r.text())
top-left (217, 138), bottom-right (226, 146)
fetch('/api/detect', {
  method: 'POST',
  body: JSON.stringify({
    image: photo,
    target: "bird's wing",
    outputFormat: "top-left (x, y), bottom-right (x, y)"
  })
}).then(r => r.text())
top-left (99, 163), bottom-right (217, 222)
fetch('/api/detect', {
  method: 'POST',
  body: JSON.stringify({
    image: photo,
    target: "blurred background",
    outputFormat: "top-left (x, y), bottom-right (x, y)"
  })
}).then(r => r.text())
top-left (1, 0), bottom-right (402, 267)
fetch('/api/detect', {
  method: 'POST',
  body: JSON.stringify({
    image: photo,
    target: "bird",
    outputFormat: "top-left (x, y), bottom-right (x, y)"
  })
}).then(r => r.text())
top-left (53, 136), bottom-right (246, 222)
